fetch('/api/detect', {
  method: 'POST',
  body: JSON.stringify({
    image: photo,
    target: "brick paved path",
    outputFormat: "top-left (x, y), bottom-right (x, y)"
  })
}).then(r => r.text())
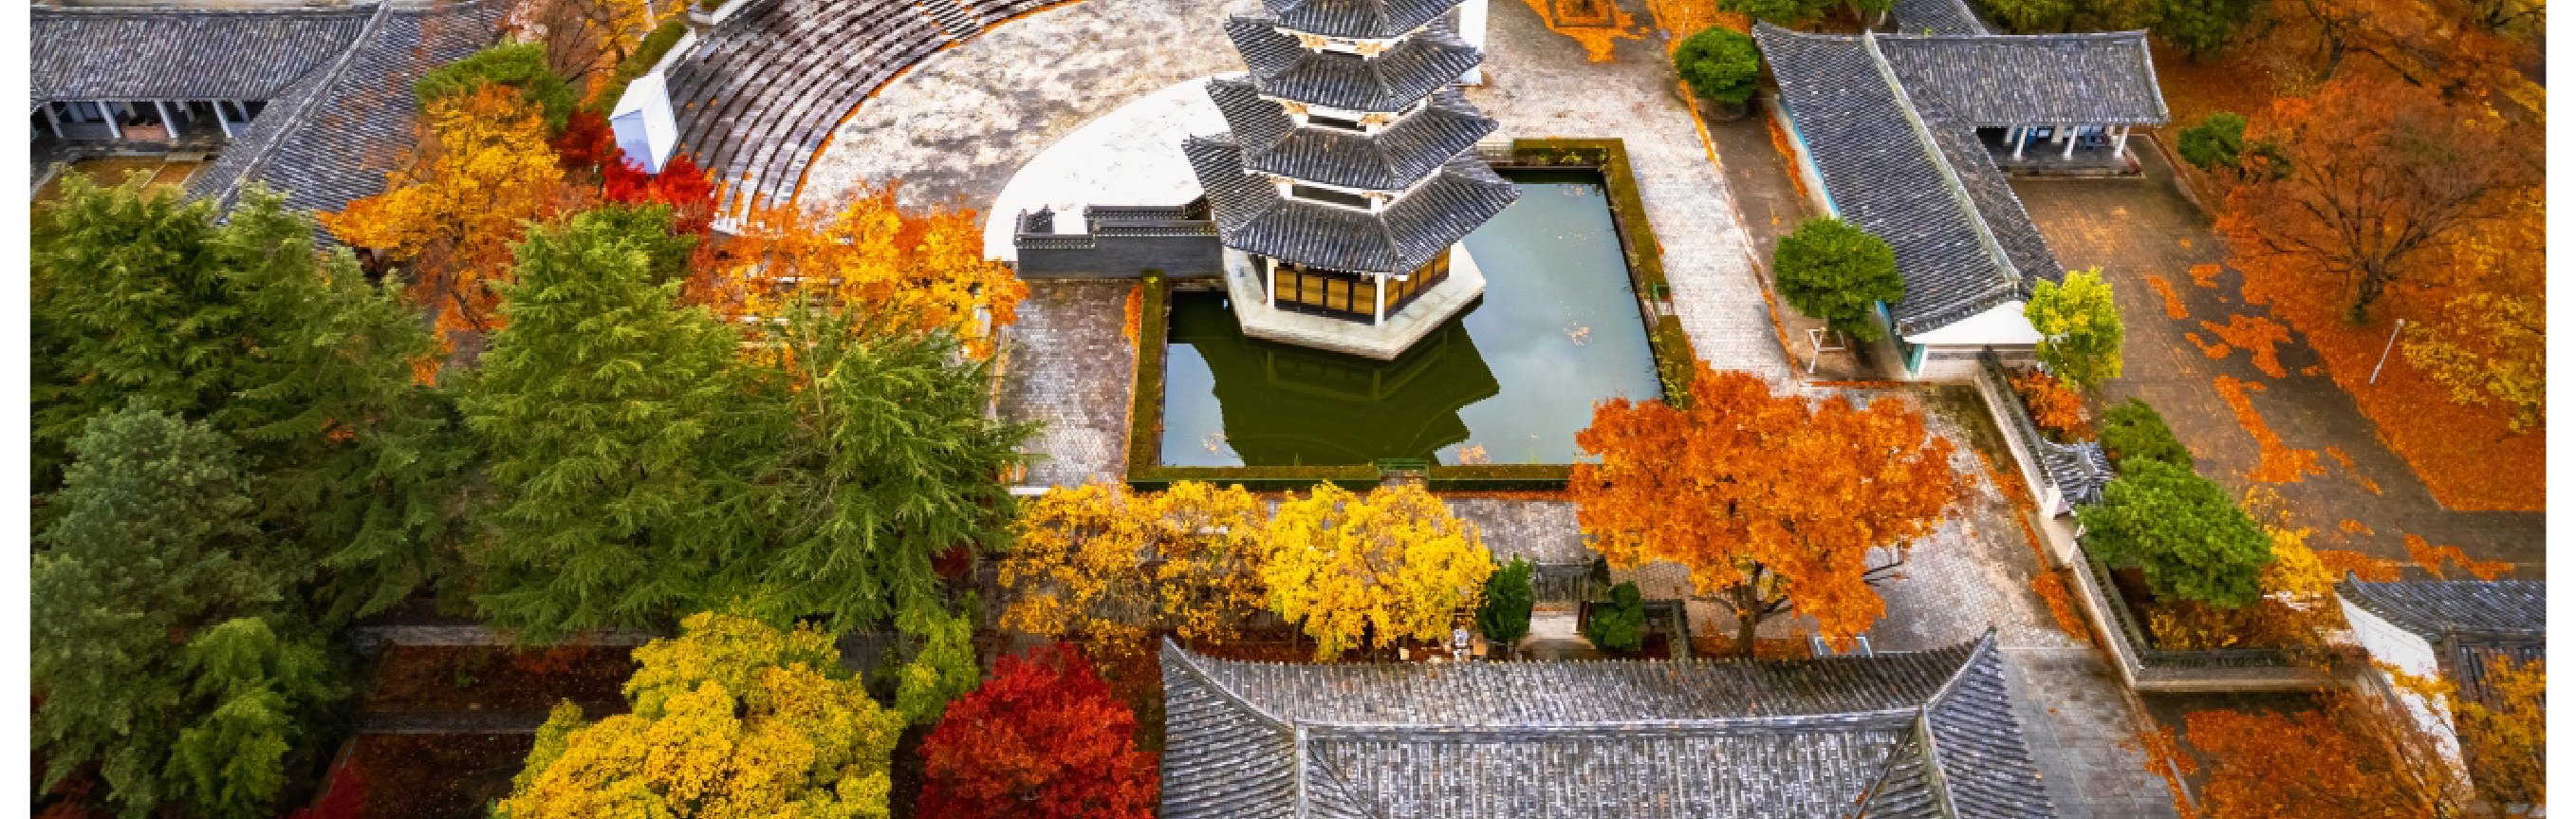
top-left (996, 281), bottom-right (1137, 488)
top-left (2011, 144), bottom-right (2543, 573)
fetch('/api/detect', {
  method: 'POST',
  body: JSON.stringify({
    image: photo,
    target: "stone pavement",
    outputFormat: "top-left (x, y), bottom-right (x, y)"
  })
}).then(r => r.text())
top-left (1460, 0), bottom-right (1790, 381)
top-left (2011, 142), bottom-right (2544, 573)
top-left (995, 281), bottom-right (1137, 488)
top-left (799, 0), bottom-right (1240, 213)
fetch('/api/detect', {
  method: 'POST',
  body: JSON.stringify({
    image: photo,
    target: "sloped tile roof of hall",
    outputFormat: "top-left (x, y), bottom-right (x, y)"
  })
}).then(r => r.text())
top-left (1226, 14), bottom-right (1481, 112)
top-left (1159, 631), bottom-right (2055, 819)
top-left (1185, 134), bottom-right (1513, 273)
top-left (31, 5), bottom-right (376, 104)
top-left (1211, 78), bottom-right (1495, 191)
top-left (2339, 576), bottom-right (2546, 641)
top-left (1754, 24), bottom-right (2025, 335)
top-left (186, 0), bottom-right (509, 227)
top-left (1874, 31), bottom-right (2170, 126)
top-left (1261, 0), bottom-right (1457, 40)
top-left (1888, 0), bottom-right (1991, 34)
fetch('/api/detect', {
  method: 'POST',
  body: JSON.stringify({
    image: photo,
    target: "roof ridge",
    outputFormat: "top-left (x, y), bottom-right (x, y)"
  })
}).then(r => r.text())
top-left (1860, 30), bottom-right (2023, 333)
top-left (1875, 29), bottom-right (2156, 41)
top-left (207, 0), bottom-right (397, 212)
top-left (1159, 637), bottom-right (1297, 729)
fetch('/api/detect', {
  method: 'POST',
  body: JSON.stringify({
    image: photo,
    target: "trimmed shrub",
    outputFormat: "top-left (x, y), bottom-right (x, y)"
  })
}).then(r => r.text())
top-left (1674, 28), bottom-right (1762, 104)
top-left (1773, 218), bottom-right (1903, 343)
top-left (2077, 460), bottom-right (2271, 609)
top-left (2177, 111), bottom-right (2247, 171)
top-left (416, 43), bottom-right (576, 132)
top-left (2099, 398), bottom-right (2193, 472)
top-left (1475, 558), bottom-right (1535, 644)
top-left (1584, 582), bottom-right (1647, 652)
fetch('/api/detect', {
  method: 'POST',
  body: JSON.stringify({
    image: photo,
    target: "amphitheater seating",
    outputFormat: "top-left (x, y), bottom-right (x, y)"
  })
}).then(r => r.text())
top-left (666, 0), bottom-right (1078, 221)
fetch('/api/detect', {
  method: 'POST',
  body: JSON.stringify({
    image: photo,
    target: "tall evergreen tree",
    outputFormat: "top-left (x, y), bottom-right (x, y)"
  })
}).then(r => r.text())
top-left (31, 177), bottom-right (473, 621)
top-left (735, 303), bottom-right (1036, 632)
top-left (463, 206), bottom-right (753, 642)
top-left (167, 618), bottom-right (344, 819)
top-left (32, 406), bottom-right (291, 818)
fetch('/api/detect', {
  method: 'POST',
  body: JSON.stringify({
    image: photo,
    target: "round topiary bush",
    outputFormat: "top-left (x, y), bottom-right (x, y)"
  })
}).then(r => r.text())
top-left (1673, 28), bottom-right (1763, 106)
top-left (1772, 217), bottom-right (1902, 343)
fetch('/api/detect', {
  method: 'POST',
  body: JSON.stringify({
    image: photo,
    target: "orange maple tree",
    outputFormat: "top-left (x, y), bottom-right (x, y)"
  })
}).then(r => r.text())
top-left (701, 184), bottom-right (1027, 359)
top-left (2181, 694), bottom-right (2467, 819)
top-left (2217, 69), bottom-right (2534, 326)
top-left (1569, 364), bottom-right (1965, 657)
top-left (321, 84), bottom-right (585, 344)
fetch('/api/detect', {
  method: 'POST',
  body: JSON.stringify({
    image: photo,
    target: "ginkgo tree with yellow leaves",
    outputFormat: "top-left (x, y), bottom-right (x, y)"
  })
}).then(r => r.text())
top-left (1000, 481), bottom-right (1270, 651)
top-left (1254, 484), bottom-right (1495, 661)
top-left (494, 611), bottom-right (905, 819)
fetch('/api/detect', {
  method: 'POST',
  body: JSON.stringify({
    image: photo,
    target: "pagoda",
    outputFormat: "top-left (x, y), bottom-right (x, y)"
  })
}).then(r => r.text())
top-left (1184, 0), bottom-right (1516, 360)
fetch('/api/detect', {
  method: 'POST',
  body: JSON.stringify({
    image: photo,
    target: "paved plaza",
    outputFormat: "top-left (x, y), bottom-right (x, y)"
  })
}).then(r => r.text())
top-left (825, 3), bottom-right (2190, 815)
top-left (2013, 145), bottom-right (2545, 573)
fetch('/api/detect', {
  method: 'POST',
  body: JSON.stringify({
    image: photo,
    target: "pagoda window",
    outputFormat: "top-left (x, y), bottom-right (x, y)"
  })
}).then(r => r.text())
top-left (1308, 113), bottom-right (1365, 133)
top-left (1271, 263), bottom-right (1380, 323)
top-left (1290, 184), bottom-right (1372, 210)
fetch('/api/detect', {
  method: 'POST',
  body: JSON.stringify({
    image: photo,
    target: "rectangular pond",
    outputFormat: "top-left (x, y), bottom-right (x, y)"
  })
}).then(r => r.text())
top-left (1158, 169), bottom-right (1664, 467)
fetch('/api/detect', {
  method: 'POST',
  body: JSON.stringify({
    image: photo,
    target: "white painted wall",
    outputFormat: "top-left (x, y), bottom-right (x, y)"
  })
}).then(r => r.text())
top-left (610, 71), bottom-right (680, 174)
top-left (2339, 594), bottom-right (2467, 769)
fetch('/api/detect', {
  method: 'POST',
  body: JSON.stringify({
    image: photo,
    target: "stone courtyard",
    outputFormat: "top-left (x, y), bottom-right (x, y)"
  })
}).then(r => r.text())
top-left (812, 0), bottom-right (2183, 815)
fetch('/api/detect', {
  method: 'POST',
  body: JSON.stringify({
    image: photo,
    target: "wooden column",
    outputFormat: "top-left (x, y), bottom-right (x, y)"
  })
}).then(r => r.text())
top-left (2011, 125), bottom-right (2027, 159)
top-left (153, 100), bottom-right (177, 137)
top-left (1264, 259), bottom-right (1275, 308)
top-left (1372, 271), bottom-right (1387, 326)
top-left (2063, 124), bottom-right (2081, 159)
top-left (2112, 124), bottom-right (2130, 158)
top-left (40, 103), bottom-right (62, 139)
top-left (213, 101), bottom-right (234, 139)
top-left (103, 102), bottom-right (121, 140)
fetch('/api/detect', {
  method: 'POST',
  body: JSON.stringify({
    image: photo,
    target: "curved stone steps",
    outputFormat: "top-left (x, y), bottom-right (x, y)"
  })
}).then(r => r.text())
top-left (663, 0), bottom-right (1084, 221)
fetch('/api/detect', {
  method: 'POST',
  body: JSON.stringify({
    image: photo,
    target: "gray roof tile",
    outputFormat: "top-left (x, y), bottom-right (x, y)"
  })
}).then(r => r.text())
top-left (1260, 0), bottom-right (1457, 40)
top-left (1160, 632), bottom-right (2053, 819)
top-left (1187, 134), bottom-right (1514, 273)
top-left (1888, 0), bottom-right (1989, 34)
top-left (1213, 78), bottom-right (1495, 191)
top-left (1757, 26), bottom-right (2023, 335)
top-left (1226, 14), bottom-right (1480, 112)
top-left (2340, 577), bottom-right (2545, 641)
top-left (32, 6), bottom-right (375, 103)
top-left (185, 0), bottom-right (507, 222)
top-left (1876, 32), bottom-right (2170, 126)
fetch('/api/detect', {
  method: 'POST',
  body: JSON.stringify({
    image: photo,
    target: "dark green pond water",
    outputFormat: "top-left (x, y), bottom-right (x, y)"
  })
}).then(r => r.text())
top-left (1159, 171), bottom-right (1663, 467)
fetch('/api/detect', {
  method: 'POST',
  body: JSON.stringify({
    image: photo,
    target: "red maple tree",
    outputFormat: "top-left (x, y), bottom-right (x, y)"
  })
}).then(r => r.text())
top-left (918, 642), bottom-right (1158, 819)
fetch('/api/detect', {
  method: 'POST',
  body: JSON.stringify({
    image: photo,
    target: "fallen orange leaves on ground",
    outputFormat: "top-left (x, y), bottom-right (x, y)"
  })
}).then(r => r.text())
top-left (2241, 276), bottom-right (2543, 510)
top-left (2213, 375), bottom-right (2326, 484)
top-left (2200, 314), bottom-right (2292, 378)
top-left (2145, 274), bottom-right (2190, 319)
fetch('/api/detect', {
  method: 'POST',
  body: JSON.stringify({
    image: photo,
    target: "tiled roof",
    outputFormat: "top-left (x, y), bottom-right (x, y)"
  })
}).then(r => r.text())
top-left (1260, 0), bottom-right (1457, 40)
top-left (1756, 26), bottom-right (2024, 335)
top-left (1226, 15), bottom-right (1480, 112)
top-left (1186, 134), bottom-right (1514, 273)
top-left (1211, 78), bottom-right (1495, 191)
top-left (2340, 576), bottom-right (2544, 715)
top-left (31, 5), bottom-right (375, 104)
top-left (2339, 577), bottom-right (2545, 641)
top-left (1160, 631), bottom-right (2055, 819)
top-left (1888, 0), bottom-right (1989, 34)
top-left (185, 0), bottom-right (507, 220)
top-left (1876, 33), bottom-right (2169, 126)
